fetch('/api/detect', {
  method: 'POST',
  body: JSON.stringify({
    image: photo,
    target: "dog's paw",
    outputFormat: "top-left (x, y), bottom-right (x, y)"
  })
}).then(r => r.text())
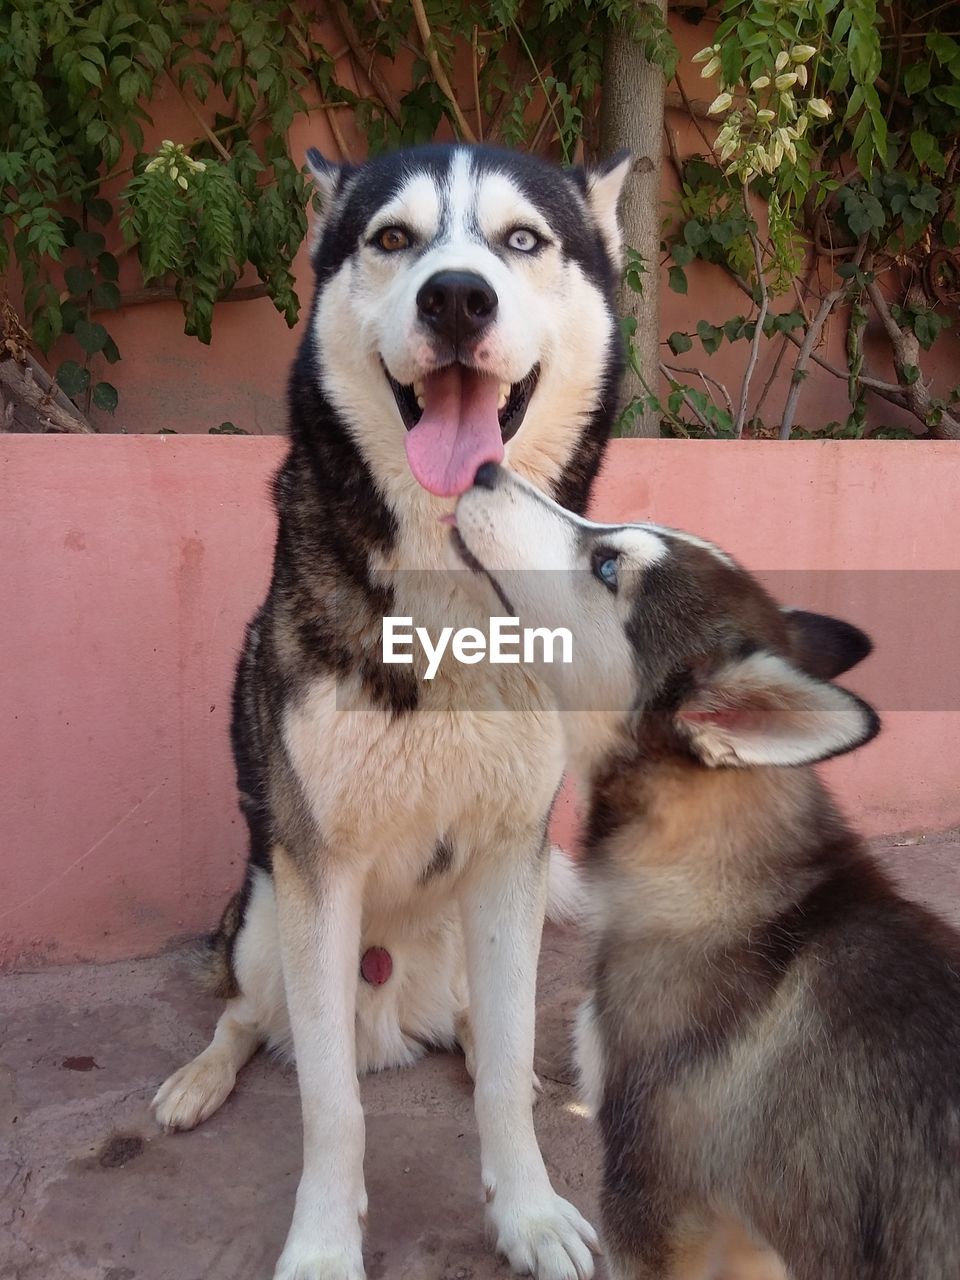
top-left (272, 1243), bottom-right (365, 1280)
top-left (152, 1051), bottom-right (236, 1131)
top-left (487, 1190), bottom-right (599, 1280)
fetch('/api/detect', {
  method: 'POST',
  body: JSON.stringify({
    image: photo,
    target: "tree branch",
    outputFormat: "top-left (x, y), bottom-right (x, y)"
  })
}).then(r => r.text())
top-left (779, 240), bottom-right (867, 439)
top-left (735, 203), bottom-right (768, 437)
top-left (410, 0), bottom-right (477, 141)
top-left (659, 362), bottom-right (715, 434)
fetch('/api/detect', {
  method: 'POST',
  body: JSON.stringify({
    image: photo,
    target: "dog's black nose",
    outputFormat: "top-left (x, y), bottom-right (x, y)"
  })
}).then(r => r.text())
top-left (417, 271), bottom-right (498, 342)
top-left (473, 462), bottom-right (501, 490)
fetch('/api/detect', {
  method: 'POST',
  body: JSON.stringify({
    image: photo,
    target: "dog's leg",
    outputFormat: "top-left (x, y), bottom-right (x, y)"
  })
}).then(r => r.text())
top-left (459, 830), bottom-right (599, 1280)
top-left (153, 997), bottom-right (263, 1130)
top-left (271, 843), bottom-right (367, 1280)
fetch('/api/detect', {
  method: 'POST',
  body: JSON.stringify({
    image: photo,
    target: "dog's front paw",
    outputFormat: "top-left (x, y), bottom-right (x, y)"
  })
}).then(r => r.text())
top-left (487, 1189), bottom-right (599, 1280)
top-left (272, 1242), bottom-right (365, 1280)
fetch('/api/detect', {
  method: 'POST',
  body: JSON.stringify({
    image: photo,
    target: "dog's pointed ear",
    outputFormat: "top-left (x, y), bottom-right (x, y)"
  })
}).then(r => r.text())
top-left (675, 650), bottom-right (879, 769)
top-left (306, 148), bottom-right (351, 248)
top-left (584, 150), bottom-right (633, 265)
top-left (782, 609), bottom-right (873, 680)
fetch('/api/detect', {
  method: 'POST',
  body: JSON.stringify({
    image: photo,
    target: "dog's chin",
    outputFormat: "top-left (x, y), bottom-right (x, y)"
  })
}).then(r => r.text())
top-left (383, 360), bottom-right (541, 444)
top-left (447, 528), bottom-right (518, 616)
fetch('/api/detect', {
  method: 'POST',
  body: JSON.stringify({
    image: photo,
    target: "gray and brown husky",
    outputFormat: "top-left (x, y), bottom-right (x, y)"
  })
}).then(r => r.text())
top-left (455, 464), bottom-right (960, 1280)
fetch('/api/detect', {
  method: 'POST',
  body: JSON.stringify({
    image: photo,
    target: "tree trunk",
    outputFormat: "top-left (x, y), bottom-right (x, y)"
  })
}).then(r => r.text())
top-left (600, 4), bottom-right (667, 437)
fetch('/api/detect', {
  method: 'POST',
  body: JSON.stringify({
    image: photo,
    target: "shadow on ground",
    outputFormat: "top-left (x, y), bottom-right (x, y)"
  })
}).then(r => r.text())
top-left (2, 833), bottom-right (958, 1280)
top-left (0, 924), bottom-right (598, 1280)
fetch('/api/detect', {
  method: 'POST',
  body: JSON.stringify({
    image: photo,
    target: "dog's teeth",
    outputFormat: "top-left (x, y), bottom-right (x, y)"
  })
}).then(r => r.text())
top-left (497, 392), bottom-right (508, 410)
top-left (413, 380), bottom-right (424, 398)
top-left (500, 382), bottom-right (510, 397)
top-left (416, 395), bottom-right (425, 409)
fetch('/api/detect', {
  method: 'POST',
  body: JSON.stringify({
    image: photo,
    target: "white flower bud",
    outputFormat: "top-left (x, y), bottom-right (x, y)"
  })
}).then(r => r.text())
top-left (756, 108), bottom-right (775, 123)
top-left (775, 51), bottom-right (790, 73)
top-left (708, 92), bottom-right (734, 115)
top-left (751, 75), bottom-right (771, 90)
top-left (791, 45), bottom-right (817, 63)
top-left (701, 55), bottom-right (722, 79)
top-left (807, 98), bottom-right (832, 119)
top-left (775, 72), bottom-right (798, 91)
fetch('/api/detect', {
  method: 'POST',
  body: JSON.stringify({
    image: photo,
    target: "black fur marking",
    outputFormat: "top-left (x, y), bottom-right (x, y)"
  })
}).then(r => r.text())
top-left (419, 837), bottom-right (454, 886)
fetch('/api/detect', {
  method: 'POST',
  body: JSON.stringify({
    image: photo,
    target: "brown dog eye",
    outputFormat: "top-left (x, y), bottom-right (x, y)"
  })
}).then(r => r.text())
top-left (377, 227), bottom-right (410, 252)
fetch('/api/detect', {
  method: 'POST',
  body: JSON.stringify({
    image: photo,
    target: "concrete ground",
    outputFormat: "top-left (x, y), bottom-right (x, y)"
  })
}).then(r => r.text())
top-left (2, 832), bottom-right (958, 1280)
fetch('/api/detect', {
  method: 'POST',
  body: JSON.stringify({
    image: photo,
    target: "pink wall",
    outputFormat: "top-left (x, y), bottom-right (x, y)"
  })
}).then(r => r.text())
top-left (2, 437), bottom-right (959, 970)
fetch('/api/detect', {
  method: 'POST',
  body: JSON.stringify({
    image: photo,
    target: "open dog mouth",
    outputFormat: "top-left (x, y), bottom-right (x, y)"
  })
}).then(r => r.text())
top-left (384, 361), bottom-right (540, 499)
top-left (449, 527), bottom-right (517, 617)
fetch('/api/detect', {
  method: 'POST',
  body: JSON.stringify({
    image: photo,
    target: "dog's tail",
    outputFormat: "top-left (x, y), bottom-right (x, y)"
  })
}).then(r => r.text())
top-left (546, 845), bottom-right (583, 924)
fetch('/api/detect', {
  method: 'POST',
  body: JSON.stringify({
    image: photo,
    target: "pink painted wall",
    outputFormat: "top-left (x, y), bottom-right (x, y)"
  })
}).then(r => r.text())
top-left (2, 437), bottom-right (958, 970)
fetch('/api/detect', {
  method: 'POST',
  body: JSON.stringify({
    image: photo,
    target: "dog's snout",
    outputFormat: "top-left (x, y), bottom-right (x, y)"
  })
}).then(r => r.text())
top-left (473, 462), bottom-right (502, 490)
top-left (417, 270), bottom-right (498, 342)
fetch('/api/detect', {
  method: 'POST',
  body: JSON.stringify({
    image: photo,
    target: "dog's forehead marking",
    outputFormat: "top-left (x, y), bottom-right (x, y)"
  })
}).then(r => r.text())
top-left (639, 524), bottom-right (736, 569)
top-left (373, 170), bottom-right (441, 239)
top-left (445, 147), bottom-right (477, 241)
top-left (475, 171), bottom-right (553, 240)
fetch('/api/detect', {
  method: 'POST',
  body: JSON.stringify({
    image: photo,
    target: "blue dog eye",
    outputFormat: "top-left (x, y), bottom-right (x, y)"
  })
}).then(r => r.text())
top-left (595, 557), bottom-right (619, 590)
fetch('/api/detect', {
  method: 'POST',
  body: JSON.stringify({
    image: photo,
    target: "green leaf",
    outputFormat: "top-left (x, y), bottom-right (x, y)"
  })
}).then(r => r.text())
top-left (65, 265), bottom-right (95, 295)
top-left (74, 230), bottom-right (106, 259)
top-left (92, 381), bottom-right (119, 412)
top-left (684, 220), bottom-right (710, 248)
top-left (910, 130), bottom-right (943, 173)
top-left (92, 282), bottom-right (121, 310)
top-left (98, 252), bottom-right (119, 282)
top-left (56, 360), bottom-right (90, 397)
top-left (668, 265), bottom-right (688, 295)
top-left (696, 320), bottom-right (723, 354)
top-left (902, 364), bottom-right (920, 385)
top-left (671, 242), bottom-right (695, 267)
top-left (102, 336), bottom-right (121, 364)
top-left (667, 331), bottom-right (693, 355)
top-left (86, 198), bottom-right (113, 225)
top-left (903, 63), bottom-right (931, 96)
top-left (74, 319), bottom-right (109, 354)
top-left (934, 86), bottom-right (960, 109)
top-left (927, 33), bottom-right (960, 65)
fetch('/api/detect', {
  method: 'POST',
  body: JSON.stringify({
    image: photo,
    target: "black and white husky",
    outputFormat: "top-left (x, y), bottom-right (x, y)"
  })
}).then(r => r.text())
top-left (152, 143), bottom-right (631, 1280)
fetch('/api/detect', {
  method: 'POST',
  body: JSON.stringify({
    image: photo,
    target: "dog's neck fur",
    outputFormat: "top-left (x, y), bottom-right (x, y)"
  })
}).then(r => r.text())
top-left (582, 735), bottom-right (864, 945)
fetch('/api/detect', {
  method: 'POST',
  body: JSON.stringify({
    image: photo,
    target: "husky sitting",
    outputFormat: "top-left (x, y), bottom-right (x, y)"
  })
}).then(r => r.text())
top-left (152, 144), bottom-right (634, 1280)
top-left (454, 464), bottom-right (960, 1280)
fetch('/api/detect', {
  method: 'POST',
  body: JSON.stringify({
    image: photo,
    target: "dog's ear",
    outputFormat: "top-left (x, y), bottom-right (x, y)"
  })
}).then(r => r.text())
top-left (675, 650), bottom-right (879, 769)
top-left (306, 148), bottom-right (352, 247)
top-left (584, 151), bottom-right (632, 265)
top-left (782, 608), bottom-right (873, 680)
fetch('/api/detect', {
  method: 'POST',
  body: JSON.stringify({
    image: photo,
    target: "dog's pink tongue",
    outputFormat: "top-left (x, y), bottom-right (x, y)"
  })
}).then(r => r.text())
top-left (404, 365), bottom-right (504, 497)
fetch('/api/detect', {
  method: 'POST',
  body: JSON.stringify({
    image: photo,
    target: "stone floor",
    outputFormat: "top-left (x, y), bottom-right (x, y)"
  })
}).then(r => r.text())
top-left (2, 832), bottom-right (958, 1280)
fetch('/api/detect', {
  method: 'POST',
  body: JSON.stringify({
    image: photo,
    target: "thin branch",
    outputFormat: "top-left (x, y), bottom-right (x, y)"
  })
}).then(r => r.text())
top-left (329, 0), bottom-right (402, 124)
top-left (164, 70), bottom-right (232, 163)
top-left (410, 0), bottom-right (477, 141)
top-left (674, 73), bottom-right (716, 157)
top-left (779, 240), bottom-right (867, 439)
top-left (659, 362), bottom-right (715, 435)
top-left (71, 282), bottom-right (271, 312)
top-left (471, 26), bottom-right (484, 143)
top-left (735, 198), bottom-right (768, 437)
top-left (662, 361), bottom-right (733, 415)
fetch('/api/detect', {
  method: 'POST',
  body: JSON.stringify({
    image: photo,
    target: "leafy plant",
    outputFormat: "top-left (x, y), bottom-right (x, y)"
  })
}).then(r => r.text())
top-left (645, 0), bottom-right (960, 439)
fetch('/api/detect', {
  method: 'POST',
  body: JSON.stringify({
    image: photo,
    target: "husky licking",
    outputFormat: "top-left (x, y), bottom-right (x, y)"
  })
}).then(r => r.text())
top-left (152, 144), bottom-right (632, 1280)
top-left (454, 464), bottom-right (960, 1280)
